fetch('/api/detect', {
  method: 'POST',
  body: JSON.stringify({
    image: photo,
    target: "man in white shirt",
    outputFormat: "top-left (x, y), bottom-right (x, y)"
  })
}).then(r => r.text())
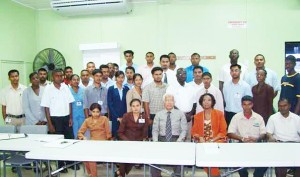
top-left (228, 95), bottom-right (267, 177)
top-left (223, 64), bottom-right (252, 126)
top-left (187, 65), bottom-right (204, 91)
top-left (196, 72), bottom-right (224, 113)
top-left (41, 69), bottom-right (75, 172)
top-left (120, 50), bottom-right (138, 72)
top-left (79, 69), bottom-right (92, 89)
top-left (37, 68), bottom-right (51, 87)
top-left (160, 54), bottom-right (177, 86)
top-left (166, 68), bottom-right (196, 141)
top-left (244, 54), bottom-right (280, 97)
top-left (219, 49), bottom-right (247, 92)
top-left (137, 52), bottom-right (156, 88)
top-left (100, 64), bottom-right (114, 89)
top-left (1, 69), bottom-right (27, 131)
top-left (168, 52), bottom-right (178, 71)
top-left (267, 98), bottom-right (300, 177)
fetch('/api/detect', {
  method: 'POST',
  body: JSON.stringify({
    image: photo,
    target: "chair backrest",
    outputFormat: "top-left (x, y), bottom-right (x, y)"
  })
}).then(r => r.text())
top-left (0, 125), bottom-right (16, 133)
top-left (19, 125), bottom-right (47, 134)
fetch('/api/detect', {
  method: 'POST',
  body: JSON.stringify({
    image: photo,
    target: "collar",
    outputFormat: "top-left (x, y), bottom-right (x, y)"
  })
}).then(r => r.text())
top-left (114, 83), bottom-right (125, 89)
top-left (152, 82), bottom-right (167, 88)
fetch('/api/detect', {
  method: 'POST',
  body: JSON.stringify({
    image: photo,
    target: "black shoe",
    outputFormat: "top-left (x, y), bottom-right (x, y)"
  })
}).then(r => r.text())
top-left (11, 167), bottom-right (17, 173)
top-left (287, 169), bottom-right (295, 176)
top-left (70, 164), bottom-right (80, 170)
top-left (60, 168), bottom-right (68, 173)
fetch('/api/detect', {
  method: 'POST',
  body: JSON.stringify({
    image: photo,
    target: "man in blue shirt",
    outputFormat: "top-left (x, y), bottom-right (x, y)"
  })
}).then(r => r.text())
top-left (280, 55), bottom-right (300, 115)
top-left (185, 53), bottom-right (209, 83)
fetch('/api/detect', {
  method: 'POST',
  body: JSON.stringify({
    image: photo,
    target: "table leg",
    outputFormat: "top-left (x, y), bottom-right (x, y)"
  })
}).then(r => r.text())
top-left (192, 166), bottom-right (195, 177)
top-left (47, 160), bottom-right (51, 177)
top-left (111, 162), bottom-right (114, 177)
top-left (143, 164), bottom-right (146, 177)
top-left (208, 167), bottom-right (211, 177)
top-left (106, 163), bottom-right (109, 177)
top-left (181, 165), bottom-right (184, 177)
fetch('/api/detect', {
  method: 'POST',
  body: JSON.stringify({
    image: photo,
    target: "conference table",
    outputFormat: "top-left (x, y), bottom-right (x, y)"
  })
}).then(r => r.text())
top-left (0, 133), bottom-right (64, 177)
top-left (26, 140), bottom-right (196, 177)
top-left (196, 143), bottom-right (300, 176)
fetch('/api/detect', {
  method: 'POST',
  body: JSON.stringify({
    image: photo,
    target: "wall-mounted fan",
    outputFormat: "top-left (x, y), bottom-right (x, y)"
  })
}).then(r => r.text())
top-left (33, 48), bottom-right (66, 81)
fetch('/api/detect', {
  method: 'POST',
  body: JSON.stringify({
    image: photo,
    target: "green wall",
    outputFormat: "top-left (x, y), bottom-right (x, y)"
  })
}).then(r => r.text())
top-left (0, 0), bottom-right (36, 124)
top-left (1, 0), bottom-right (300, 124)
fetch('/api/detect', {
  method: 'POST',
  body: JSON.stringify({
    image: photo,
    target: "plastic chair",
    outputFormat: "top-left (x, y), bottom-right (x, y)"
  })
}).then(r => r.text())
top-left (3, 125), bottom-right (47, 177)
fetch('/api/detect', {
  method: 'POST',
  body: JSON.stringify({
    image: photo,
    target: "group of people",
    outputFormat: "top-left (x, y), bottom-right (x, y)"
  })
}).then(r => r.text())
top-left (1, 49), bottom-right (300, 177)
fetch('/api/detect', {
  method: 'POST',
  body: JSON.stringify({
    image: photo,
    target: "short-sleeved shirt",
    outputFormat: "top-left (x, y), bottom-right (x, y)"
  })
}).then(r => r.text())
top-left (228, 111), bottom-right (266, 138)
top-left (142, 82), bottom-right (167, 114)
top-left (41, 83), bottom-right (74, 117)
top-left (244, 68), bottom-right (280, 92)
top-left (137, 64), bottom-right (157, 88)
top-left (83, 84), bottom-right (108, 115)
top-left (1, 84), bottom-right (27, 115)
top-left (223, 80), bottom-right (252, 113)
top-left (196, 84), bottom-right (224, 113)
top-left (120, 63), bottom-right (139, 73)
top-left (185, 65), bottom-right (209, 83)
top-left (162, 69), bottom-right (177, 87)
top-left (266, 112), bottom-right (300, 142)
top-left (219, 63), bottom-right (247, 83)
top-left (280, 73), bottom-right (300, 113)
top-left (166, 82), bottom-right (197, 112)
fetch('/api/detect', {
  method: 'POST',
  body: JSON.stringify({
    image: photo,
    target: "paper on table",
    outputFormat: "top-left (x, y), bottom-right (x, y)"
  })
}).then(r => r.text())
top-left (0, 133), bottom-right (26, 140)
top-left (203, 143), bottom-right (220, 154)
top-left (34, 136), bottom-right (63, 143)
top-left (43, 139), bottom-right (80, 148)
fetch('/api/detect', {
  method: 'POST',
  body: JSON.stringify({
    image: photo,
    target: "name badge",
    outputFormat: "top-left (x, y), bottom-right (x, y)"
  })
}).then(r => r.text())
top-left (5, 117), bottom-right (11, 124)
top-left (138, 119), bottom-right (145, 124)
top-left (76, 101), bottom-right (82, 106)
top-left (98, 101), bottom-right (103, 105)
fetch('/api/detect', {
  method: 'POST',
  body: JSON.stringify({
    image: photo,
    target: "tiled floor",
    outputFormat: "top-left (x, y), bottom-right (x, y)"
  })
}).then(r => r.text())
top-left (3, 163), bottom-right (275, 177)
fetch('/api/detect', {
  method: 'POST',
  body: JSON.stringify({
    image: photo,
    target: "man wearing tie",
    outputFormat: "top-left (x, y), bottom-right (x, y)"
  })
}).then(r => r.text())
top-left (151, 93), bottom-right (187, 177)
top-left (159, 54), bottom-right (177, 86)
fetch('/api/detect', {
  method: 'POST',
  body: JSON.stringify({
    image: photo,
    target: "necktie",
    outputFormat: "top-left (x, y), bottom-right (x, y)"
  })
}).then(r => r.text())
top-left (164, 72), bottom-right (168, 84)
top-left (166, 111), bottom-right (172, 142)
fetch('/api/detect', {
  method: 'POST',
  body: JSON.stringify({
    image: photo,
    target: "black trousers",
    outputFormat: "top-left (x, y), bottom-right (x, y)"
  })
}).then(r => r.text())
top-left (238, 167), bottom-right (268, 177)
top-left (225, 111), bottom-right (236, 128)
top-left (148, 114), bottom-right (156, 138)
top-left (50, 115), bottom-right (74, 167)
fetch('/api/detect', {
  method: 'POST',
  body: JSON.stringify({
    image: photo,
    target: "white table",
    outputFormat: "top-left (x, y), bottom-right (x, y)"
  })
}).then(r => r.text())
top-left (0, 133), bottom-right (64, 152)
top-left (196, 143), bottom-right (299, 167)
top-left (26, 140), bottom-right (196, 176)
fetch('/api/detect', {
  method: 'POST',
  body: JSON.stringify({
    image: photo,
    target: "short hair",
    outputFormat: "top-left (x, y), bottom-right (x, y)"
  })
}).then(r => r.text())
top-left (191, 53), bottom-right (200, 58)
top-left (92, 69), bottom-right (102, 76)
top-left (254, 54), bottom-right (265, 60)
top-left (159, 54), bottom-right (170, 62)
top-left (168, 52), bottom-right (176, 56)
top-left (115, 71), bottom-right (125, 78)
top-left (38, 68), bottom-right (47, 73)
top-left (99, 64), bottom-right (109, 70)
top-left (64, 66), bottom-right (72, 72)
top-left (89, 103), bottom-right (102, 112)
top-left (278, 98), bottom-right (290, 104)
top-left (151, 67), bottom-right (163, 75)
top-left (107, 62), bottom-right (113, 65)
top-left (230, 49), bottom-right (239, 55)
top-left (133, 73), bottom-right (143, 81)
top-left (286, 55), bottom-right (296, 64)
top-left (124, 50), bottom-right (134, 56)
top-left (29, 72), bottom-right (38, 80)
top-left (8, 69), bottom-right (19, 77)
top-left (257, 68), bottom-right (267, 77)
top-left (80, 69), bottom-right (89, 74)
top-left (130, 98), bottom-right (141, 106)
top-left (193, 65), bottom-right (203, 72)
top-left (86, 61), bottom-right (95, 66)
top-left (162, 93), bottom-right (175, 102)
top-left (146, 51), bottom-right (154, 56)
top-left (199, 93), bottom-right (216, 109)
top-left (202, 72), bottom-right (212, 79)
top-left (241, 95), bottom-right (253, 103)
top-left (230, 64), bottom-right (241, 70)
top-left (52, 68), bottom-right (63, 76)
top-left (125, 66), bottom-right (135, 73)
top-left (70, 74), bottom-right (79, 80)
top-left (113, 63), bottom-right (119, 68)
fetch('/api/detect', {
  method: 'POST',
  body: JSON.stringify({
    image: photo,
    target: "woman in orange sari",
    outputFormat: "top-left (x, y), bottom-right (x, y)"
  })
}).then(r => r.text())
top-left (191, 93), bottom-right (227, 177)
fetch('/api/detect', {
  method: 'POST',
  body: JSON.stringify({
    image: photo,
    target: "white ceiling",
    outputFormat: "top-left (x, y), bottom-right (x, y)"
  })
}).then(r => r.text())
top-left (12, 0), bottom-right (160, 10)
